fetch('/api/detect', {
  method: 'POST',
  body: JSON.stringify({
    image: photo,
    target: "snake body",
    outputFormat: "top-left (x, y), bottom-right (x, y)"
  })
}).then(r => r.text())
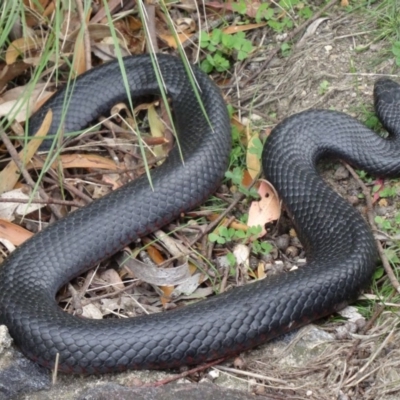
top-left (0, 54), bottom-right (399, 374)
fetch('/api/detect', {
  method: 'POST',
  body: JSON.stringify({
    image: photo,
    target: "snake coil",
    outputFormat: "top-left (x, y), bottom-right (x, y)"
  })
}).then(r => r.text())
top-left (0, 54), bottom-right (399, 374)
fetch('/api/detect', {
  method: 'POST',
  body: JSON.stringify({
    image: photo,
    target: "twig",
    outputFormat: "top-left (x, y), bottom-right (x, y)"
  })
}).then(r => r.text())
top-left (0, 197), bottom-right (82, 207)
top-left (140, 358), bottom-right (227, 387)
top-left (343, 162), bottom-right (398, 363)
top-left (343, 162), bottom-right (400, 292)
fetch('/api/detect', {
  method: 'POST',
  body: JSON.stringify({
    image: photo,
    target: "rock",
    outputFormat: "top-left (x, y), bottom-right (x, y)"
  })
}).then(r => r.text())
top-left (0, 326), bottom-right (50, 399)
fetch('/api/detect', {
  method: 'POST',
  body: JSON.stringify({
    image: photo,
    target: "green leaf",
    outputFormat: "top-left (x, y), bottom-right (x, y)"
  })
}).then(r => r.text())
top-left (225, 166), bottom-right (244, 185)
top-left (200, 59), bottom-right (213, 73)
top-left (217, 236), bottom-right (226, 244)
top-left (208, 233), bottom-right (219, 242)
top-left (268, 20), bottom-right (283, 33)
top-left (211, 29), bottom-right (222, 45)
top-left (234, 229), bottom-right (247, 239)
top-left (221, 33), bottom-right (235, 49)
top-left (232, 0), bottom-right (247, 15)
top-left (213, 53), bottom-right (230, 72)
top-left (391, 41), bottom-right (400, 56)
top-left (199, 32), bottom-right (210, 48)
top-left (255, 3), bottom-right (273, 23)
top-left (226, 252), bottom-right (237, 267)
top-left (373, 267), bottom-right (384, 280)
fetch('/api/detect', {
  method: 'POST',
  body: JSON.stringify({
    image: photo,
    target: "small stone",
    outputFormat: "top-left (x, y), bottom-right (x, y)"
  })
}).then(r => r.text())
top-left (334, 165), bottom-right (349, 180)
top-left (275, 234), bottom-right (290, 250)
top-left (285, 245), bottom-right (299, 258)
top-left (348, 195), bottom-right (359, 205)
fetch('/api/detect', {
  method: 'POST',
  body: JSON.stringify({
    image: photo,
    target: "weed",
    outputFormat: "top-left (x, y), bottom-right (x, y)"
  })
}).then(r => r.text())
top-left (209, 224), bottom-right (272, 259)
top-left (318, 80), bottom-right (330, 95)
top-left (200, 29), bottom-right (253, 73)
top-left (391, 41), bottom-right (400, 66)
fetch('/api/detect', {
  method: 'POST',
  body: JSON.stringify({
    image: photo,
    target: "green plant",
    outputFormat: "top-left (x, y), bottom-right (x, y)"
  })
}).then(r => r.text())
top-left (391, 41), bottom-right (400, 66)
top-left (252, 240), bottom-right (273, 255)
top-left (225, 167), bottom-right (259, 197)
top-left (209, 225), bottom-right (262, 245)
top-left (376, 185), bottom-right (397, 198)
top-left (318, 80), bottom-right (330, 95)
top-left (209, 224), bottom-right (272, 262)
top-left (200, 29), bottom-right (253, 73)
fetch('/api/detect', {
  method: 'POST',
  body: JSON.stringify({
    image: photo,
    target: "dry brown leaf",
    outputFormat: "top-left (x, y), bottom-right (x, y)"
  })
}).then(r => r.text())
top-left (148, 105), bottom-right (167, 159)
top-left (160, 285), bottom-right (174, 306)
top-left (0, 218), bottom-right (33, 246)
top-left (99, 269), bottom-right (125, 291)
top-left (6, 37), bottom-right (46, 64)
top-left (247, 179), bottom-right (281, 238)
top-left (223, 23), bottom-right (266, 35)
top-left (0, 187), bottom-right (44, 221)
top-left (257, 261), bottom-right (266, 279)
top-left (101, 175), bottom-right (121, 191)
top-left (176, 18), bottom-right (196, 33)
top-left (24, 0), bottom-right (52, 26)
top-left (0, 61), bottom-right (31, 92)
top-left (159, 32), bottom-right (193, 48)
top-left (0, 110), bottom-right (51, 195)
top-left (246, 132), bottom-right (261, 179)
top-left (144, 242), bottom-right (166, 265)
top-left (241, 170), bottom-right (253, 188)
top-left (29, 153), bottom-right (120, 171)
top-left (0, 83), bottom-right (53, 122)
top-left (72, 8), bottom-right (92, 76)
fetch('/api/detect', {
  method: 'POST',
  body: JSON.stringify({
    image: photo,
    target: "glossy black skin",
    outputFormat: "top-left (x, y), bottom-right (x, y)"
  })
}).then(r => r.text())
top-left (0, 54), bottom-right (399, 374)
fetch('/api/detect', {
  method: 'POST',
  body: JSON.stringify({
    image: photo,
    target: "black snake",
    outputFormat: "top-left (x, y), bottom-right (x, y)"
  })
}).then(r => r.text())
top-left (0, 54), bottom-right (398, 374)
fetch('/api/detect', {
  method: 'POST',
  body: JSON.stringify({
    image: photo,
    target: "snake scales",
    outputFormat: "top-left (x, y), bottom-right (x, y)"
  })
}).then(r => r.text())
top-left (0, 54), bottom-right (398, 374)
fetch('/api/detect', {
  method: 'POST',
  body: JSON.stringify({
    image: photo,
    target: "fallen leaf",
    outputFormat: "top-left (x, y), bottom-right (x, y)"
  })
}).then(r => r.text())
top-left (160, 285), bottom-right (174, 306)
top-left (0, 187), bottom-right (44, 221)
top-left (0, 61), bottom-right (31, 92)
top-left (159, 32), bottom-right (193, 48)
top-left (257, 262), bottom-right (266, 279)
top-left (0, 83), bottom-right (53, 122)
top-left (124, 256), bottom-right (191, 286)
top-left (233, 244), bottom-right (250, 265)
top-left (28, 153), bottom-right (120, 171)
top-left (247, 180), bottom-right (280, 237)
top-left (148, 105), bottom-right (167, 159)
top-left (99, 269), bottom-right (125, 291)
top-left (144, 242), bottom-right (165, 265)
top-left (170, 273), bottom-right (203, 298)
top-left (297, 18), bottom-right (330, 47)
top-left (0, 218), bottom-right (33, 246)
top-left (82, 303), bottom-right (103, 319)
top-left (5, 37), bottom-right (46, 64)
top-left (223, 22), bottom-right (266, 35)
top-left (246, 132), bottom-right (262, 179)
